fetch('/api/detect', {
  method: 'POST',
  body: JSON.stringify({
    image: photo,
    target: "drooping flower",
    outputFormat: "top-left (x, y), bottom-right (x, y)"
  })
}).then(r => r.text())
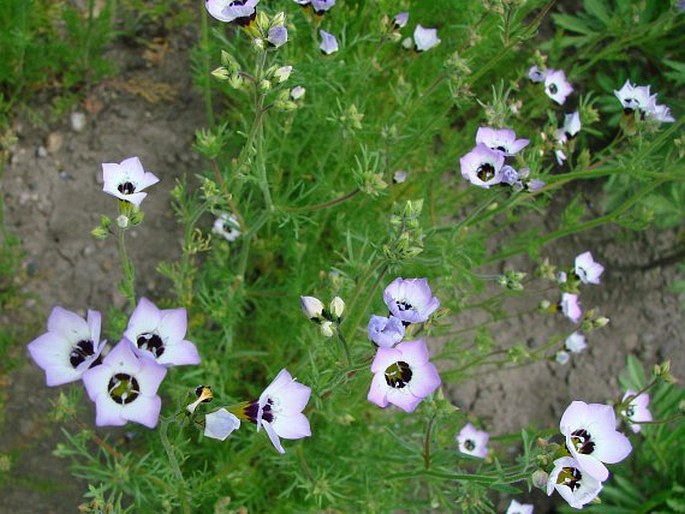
top-left (456, 422), bottom-right (489, 458)
top-left (547, 456), bottom-right (603, 509)
top-left (212, 212), bottom-right (241, 242)
top-left (102, 156), bottom-right (159, 207)
top-left (383, 277), bottom-right (440, 324)
top-left (459, 144), bottom-right (505, 188)
top-left (82, 339), bottom-right (167, 428)
top-left (123, 297), bottom-right (201, 367)
top-left (246, 368), bottom-right (312, 454)
top-left (560, 400), bottom-right (632, 481)
top-left (368, 315), bottom-right (405, 348)
top-left (614, 80), bottom-right (655, 115)
top-left (574, 251), bottom-right (604, 285)
top-left (205, 408), bottom-right (241, 441)
top-left (527, 65), bottom-right (546, 83)
top-left (300, 296), bottom-right (324, 320)
top-left (28, 307), bottom-right (106, 386)
top-left (621, 390), bottom-right (652, 434)
top-left (544, 69), bottom-right (573, 105)
top-left (186, 385), bottom-right (214, 414)
top-left (368, 339), bottom-right (441, 413)
top-left (560, 293), bottom-right (582, 324)
top-left (563, 111), bottom-right (581, 138)
top-left (506, 499), bottom-right (534, 514)
top-left (393, 11), bottom-right (409, 29)
top-left (475, 127), bottom-right (529, 156)
top-left (413, 25), bottom-right (440, 52)
top-left (565, 332), bottom-right (587, 353)
top-left (319, 30), bottom-right (339, 55)
top-left (205, 0), bottom-right (260, 25)
top-left (267, 26), bottom-right (288, 48)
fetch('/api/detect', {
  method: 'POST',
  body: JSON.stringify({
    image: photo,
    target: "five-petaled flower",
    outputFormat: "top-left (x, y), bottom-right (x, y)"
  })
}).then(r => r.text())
top-left (102, 156), bottom-right (159, 207)
top-left (574, 251), bottom-right (604, 285)
top-left (213, 212), bottom-right (241, 242)
top-left (459, 144), bottom-right (505, 188)
top-left (621, 390), bottom-right (652, 434)
top-left (368, 315), bottom-right (405, 348)
top-left (367, 339), bottom-right (441, 413)
top-left (559, 400), bottom-right (632, 482)
top-left (82, 339), bottom-right (167, 428)
top-left (123, 297), bottom-right (201, 367)
top-left (28, 307), bottom-right (106, 386)
top-left (544, 69), bottom-right (573, 105)
top-left (205, 0), bottom-right (260, 25)
top-left (560, 293), bottom-right (582, 324)
top-left (413, 25), bottom-right (440, 52)
top-left (547, 456), bottom-right (603, 509)
top-left (456, 422), bottom-right (490, 458)
top-left (476, 127), bottom-right (529, 157)
top-left (564, 332), bottom-right (587, 354)
top-left (383, 277), bottom-right (440, 324)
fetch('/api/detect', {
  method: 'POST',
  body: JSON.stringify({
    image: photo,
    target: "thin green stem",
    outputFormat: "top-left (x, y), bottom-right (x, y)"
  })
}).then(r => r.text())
top-left (336, 328), bottom-right (352, 365)
top-left (280, 189), bottom-right (361, 213)
top-left (423, 414), bottom-right (437, 470)
top-left (117, 226), bottom-right (136, 310)
top-left (159, 417), bottom-right (191, 514)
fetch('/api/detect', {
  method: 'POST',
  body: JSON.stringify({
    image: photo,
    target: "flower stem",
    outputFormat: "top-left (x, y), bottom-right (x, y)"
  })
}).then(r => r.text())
top-left (336, 328), bottom-right (352, 365)
top-left (117, 227), bottom-right (136, 310)
top-left (160, 416), bottom-right (191, 514)
top-left (280, 188), bottom-right (361, 213)
top-left (423, 414), bottom-right (437, 470)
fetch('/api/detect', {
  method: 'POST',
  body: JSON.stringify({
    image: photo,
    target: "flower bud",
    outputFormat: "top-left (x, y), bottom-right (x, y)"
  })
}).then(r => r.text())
top-left (220, 51), bottom-right (240, 73)
top-left (329, 296), bottom-right (345, 320)
top-left (300, 296), bottom-right (324, 320)
top-left (290, 85), bottom-right (306, 100)
top-left (320, 320), bottom-right (334, 338)
top-left (532, 469), bottom-right (549, 490)
top-left (271, 11), bottom-right (286, 27)
top-left (258, 79), bottom-right (272, 94)
top-left (116, 214), bottom-right (130, 229)
top-left (273, 65), bottom-right (292, 83)
top-left (211, 66), bottom-right (230, 81)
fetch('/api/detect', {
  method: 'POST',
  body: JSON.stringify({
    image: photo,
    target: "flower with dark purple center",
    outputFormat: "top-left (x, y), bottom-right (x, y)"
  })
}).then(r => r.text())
top-left (456, 423), bottom-right (489, 458)
top-left (506, 499), bottom-right (533, 514)
top-left (476, 127), bottom-right (529, 156)
top-left (544, 69), bottom-right (573, 105)
top-left (547, 456), bottom-right (603, 509)
top-left (368, 315), bottom-right (405, 348)
top-left (205, 0), bottom-right (260, 25)
top-left (383, 277), bottom-right (440, 324)
top-left (311, 0), bottom-right (335, 14)
top-left (102, 156), bottom-right (159, 207)
top-left (614, 80), bottom-right (655, 115)
top-left (574, 251), bottom-right (604, 285)
top-left (28, 307), bottom-right (106, 386)
top-left (621, 390), bottom-right (652, 434)
top-left (459, 144), bottom-right (505, 188)
top-left (82, 339), bottom-right (167, 428)
top-left (528, 65), bottom-right (546, 83)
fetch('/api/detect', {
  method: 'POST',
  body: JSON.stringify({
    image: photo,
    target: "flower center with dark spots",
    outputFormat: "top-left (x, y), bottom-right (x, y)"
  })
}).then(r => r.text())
top-left (625, 404), bottom-right (635, 418)
top-left (557, 466), bottom-right (582, 491)
top-left (477, 163), bottom-right (496, 182)
top-left (396, 300), bottom-right (413, 312)
top-left (496, 145), bottom-right (507, 153)
top-left (118, 181), bottom-right (136, 195)
top-left (384, 361), bottom-right (412, 389)
top-left (570, 428), bottom-right (595, 454)
top-left (548, 83), bottom-right (558, 95)
top-left (136, 332), bottom-right (165, 358)
top-left (464, 439), bottom-right (476, 451)
top-left (69, 340), bottom-right (95, 368)
top-left (108, 373), bottom-right (140, 405)
top-left (243, 399), bottom-right (274, 424)
top-left (228, 0), bottom-right (257, 26)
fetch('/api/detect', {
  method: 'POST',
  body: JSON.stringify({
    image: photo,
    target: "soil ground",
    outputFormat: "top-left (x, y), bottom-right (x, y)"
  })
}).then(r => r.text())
top-left (0, 24), bottom-right (683, 514)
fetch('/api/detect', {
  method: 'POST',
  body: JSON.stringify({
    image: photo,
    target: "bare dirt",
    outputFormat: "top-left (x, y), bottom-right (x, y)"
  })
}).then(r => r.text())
top-left (1, 29), bottom-right (683, 514)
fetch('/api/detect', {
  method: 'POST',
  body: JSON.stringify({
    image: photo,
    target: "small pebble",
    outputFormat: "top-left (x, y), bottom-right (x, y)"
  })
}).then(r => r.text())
top-left (46, 131), bottom-right (64, 154)
top-left (70, 112), bottom-right (87, 133)
top-left (36, 146), bottom-right (48, 158)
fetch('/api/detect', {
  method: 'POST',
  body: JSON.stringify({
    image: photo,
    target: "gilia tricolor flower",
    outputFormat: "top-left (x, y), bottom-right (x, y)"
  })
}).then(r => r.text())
top-left (560, 400), bottom-right (632, 482)
top-left (564, 332), bottom-right (587, 354)
top-left (205, 0), bottom-right (260, 25)
top-left (28, 307), bottom-right (106, 386)
top-left (544, 69), bottom-right (573, 105)
top-left (527, 65), bottom-right (546, 83)
top-left (212, 212), bottom-right (241, 242)
top-left (614, 80), bottom-right (675, 123)
top-left (413, 25), bottom-right (440, 52)
top-left (475, 127), bottom-right (529, 156)
top-left (621, 390), bottom-right (652, 434)
top-left (574, 251), bottom-right (604, 285)
top-left (367, 315), bottom-right (405, 348)
top-left (506, 499), bottom-right (534, 514)
top-left (393, 12), bottom-right (409, 29)
top-left (124, 297), bottom-right (201, 367)
top-left (367, 339), bottom-right (441, 413)
top-left (459, 143), bottom-right (505, 188)
top-left (560, 293), bottom-right (582, 324)
top-left (319, 30), bottom-right (339, 55)
top-left (204, 408), bottom-right (241, 441)
top-left (82, 339), bottom-right (167, 428)
top-left (102, 156), bottom-right (159, 207)
top-left (547, 456), bottom-right (603, 509)
top-left (383, 277), bottom-right (440, 324)
top-left (456, 422), bottom-right (490, 458)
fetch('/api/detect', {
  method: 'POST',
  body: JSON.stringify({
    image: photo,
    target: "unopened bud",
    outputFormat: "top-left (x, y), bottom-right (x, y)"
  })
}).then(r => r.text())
top-left (329, 296), bottom-right (345, 320)
top-left (320, 320), bottom-right (334, 338)
top-left (300, 296), bottom-right (324, 320)
top-left (116, 215), bottom-right (130, 229)
top-left (532, 469), bottom-right (549, 490)
top-left (273, 65), bottom-right (292, 83)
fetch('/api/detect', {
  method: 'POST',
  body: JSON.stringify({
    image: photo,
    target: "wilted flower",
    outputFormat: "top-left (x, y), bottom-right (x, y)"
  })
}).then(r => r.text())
top-left (123, 297), bottom-right (201, 367)
top-left (574, 251), bottom-right (604, 285)
top-left (413, 25), bottom-right (440, 52)
top-left (213, 212), bottom-right (241, 242)
top-left (186, 385), bottom-right (214, 414)
top-left (560, 400), bottom-right (632, 481)
top-left (205, 0), bottom-right (260, 25)
top-left (544, 69), bottom-right (573, 105)
top-left (528, 65), bottom-right (546, 82)
top-left (456, 422), bottom-right (489, 458)
top-left (383, 277), bottom-right (440, 324)
top-left (368, 339), bottom-right (442, 413)
top-left (368, 315), bottom-right (405, 348)
top-left (205, 408), bottom-right (241, 441)
top-left (547, 456), bottom-right (603, 509)
top-left (564, 332), bottom-right (587, 353)
top-left (267, 26), bottom-right (288, 48)
top-left (82, 339), bottom-right (167, 428)
top-left (476, 127), bottom-right (529, 156)
top-left (102, 156), bottom-right (159, 207)
top-left (459, 144), bottom-right (505, 188)
top-left (28, 307), bottom-right (106, 386)
top-left (319, 30), bottom-right (339, 55)
top-left (393, 11), bottom-right (409, 28)
top-left (614, 80), bottom-right (655, 115)
top-left (621, 390), bottom-right (652, 434)
top-left (506, 499), bottom-right (534, 514)
top-left (560, 293), bottom-right (582, 324)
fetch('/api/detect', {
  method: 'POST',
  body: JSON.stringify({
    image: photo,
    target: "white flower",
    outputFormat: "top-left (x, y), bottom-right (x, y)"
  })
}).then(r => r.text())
top-left (329, 296), bottom-right (345, 319)
top-left (621, 390), bottom-right (652, 434)
top-left (290, 85), bottom-right (306, 100)
top-left (544, 69), bottom-right (573, 105)
top-left (205, 409), bottom-right (241, 441)
top-left (393, 12), bottom-right (409, 29)
top-left (212, 212), bottom-right (241, 242)
top-left (300, 296), bottom-right (324, 320)
top-left (614, 80), bottom-right (655, 114)
top-left (560, 293), bottom-right (582, 324)
top-left (274, 65), bottom-right (293, 83)
top-left (413, 25), bottom-right (440, 52)
top-left (506, 499), bottom-right (534, 514)
top-left (459, 144), bottom-right (505, 189)
top-left (574, 251), bottom-right (604, 285)
top-left (547, 456), bottom-right (603, 509)
top-left (205, 0), bottom-right (260, 24)
top-left (565, 332), bottom-right (587, 353)
top-left (555, 350), bottom-right (570, 365)
top-left (456, 423), bottom-right (489, 458)
top-left (102, 156), bottom-right (159, 207)
top-left (563, 111), bottom-right (581, 137)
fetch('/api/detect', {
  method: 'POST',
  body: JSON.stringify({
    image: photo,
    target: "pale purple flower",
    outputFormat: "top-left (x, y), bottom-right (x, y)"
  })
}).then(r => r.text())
top-left (649, 103), bottom-right (675, 123)
top-left (565, 332), bottom-right (587, 353)
top-left (456, 422), bottom-right (489, 458)
top-left (621, 390), bottom-right (652, 434)
top-left (557, 271), bottom-right (568, 284)
top-left (459, 144), bottom-right (505, 188)
top-left (368, 339), bottom-right (441, 413)
top-left (82, 339), bottom-right (167, 428)
top-left (124, 297), bottom-right (201, 367)
top-left (252, 368), bottom-right (312, 454)
top-left (102, 156), bottom-right (159, 207)
top-left (547, 456), bottom-right (603, 509)
top-left (290, 86), bottom-right (306, 100)
top-left (311, 0), bottom-right (335, 14)
top-left (319, 30), bottom-right (339, 55)
top-left (560, 400), bottom-right (632, 481)
top-left (368, 315), bottom-right (405, 348)
top-left (413, 25), bottom-right (440, 52)
top-left (393, 12), bottom-right (409, 28)
top-left (528, 65), bottom-right (546, 83)
top-left (205, 0), bottom-right (260, 24)
top-left (213, 212), bottom-right (241, 242)
top-left (476, 127), bottom-right (529, 156)
top-left (527, 179), bottom-right (545, 192)
top-left (506, 499), bottom-right (534, 514)
top-left (204, 408), bottom-right (241, 441)
top-left (268, 26), bottom-right (288, 48)
top-left (560, 293), bottom-right (582, 324)
top-left (544, 69), bottom-right (573, 105)
top-left (574, 251), bottom-right (604, 285)
top-left (393, 170), bottom-right (408, 183)
top-left (555, 350), bottom-right (570, 365)
top-left (27, 307), bottom-right (106, 386)
top-left (383, 277), bottom-right (440, 324)
top-left (614, 80), bottom-right (655, 114)
top-left (273, 65), bottom-right (292, 83)
top-left (563, 111), bottom-right (581, 138)
top-left (501, 165), bottom-right (520, 186)
top-left (300, 296), bottom-right (324, 320)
